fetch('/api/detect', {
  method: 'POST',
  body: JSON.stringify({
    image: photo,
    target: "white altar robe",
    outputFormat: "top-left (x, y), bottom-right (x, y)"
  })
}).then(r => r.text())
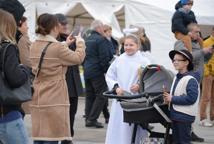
top-left (105, 51), bottom-right (151, 144)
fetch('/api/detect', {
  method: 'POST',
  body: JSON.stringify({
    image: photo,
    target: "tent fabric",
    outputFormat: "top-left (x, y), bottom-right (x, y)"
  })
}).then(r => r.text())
top-left (19, 0), bottom-right (214, 70)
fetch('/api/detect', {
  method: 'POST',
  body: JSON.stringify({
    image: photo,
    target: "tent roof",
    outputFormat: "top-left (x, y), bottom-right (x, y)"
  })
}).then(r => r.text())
top-left (19, 0), bottom-right (214, 71)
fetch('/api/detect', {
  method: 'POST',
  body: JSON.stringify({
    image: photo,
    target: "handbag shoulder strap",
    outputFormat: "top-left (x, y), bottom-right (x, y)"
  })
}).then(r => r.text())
top-left (0, 42), bottom-right (12, 79)
top-left (36, 42), bottom-right (52, 77)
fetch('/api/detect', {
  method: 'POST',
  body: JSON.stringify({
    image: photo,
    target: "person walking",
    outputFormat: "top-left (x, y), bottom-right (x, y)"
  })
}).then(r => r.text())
top-left (0, 9), bottom-right (30, 144)
top-left (83, 20), bottom-right (113, 128)
top-left (30, 13), bottom-right (85, 144)
top-left (55, 13), bottom-right (84, 144)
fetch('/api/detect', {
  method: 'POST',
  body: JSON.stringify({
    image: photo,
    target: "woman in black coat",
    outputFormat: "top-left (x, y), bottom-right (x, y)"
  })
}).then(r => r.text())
top-left (0, 9), bottom-right (30, 144)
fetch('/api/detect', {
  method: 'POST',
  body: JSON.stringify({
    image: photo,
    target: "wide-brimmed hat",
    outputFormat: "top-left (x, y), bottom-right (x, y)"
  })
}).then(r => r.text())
top-left (169, 49), bottom-right (194, 71)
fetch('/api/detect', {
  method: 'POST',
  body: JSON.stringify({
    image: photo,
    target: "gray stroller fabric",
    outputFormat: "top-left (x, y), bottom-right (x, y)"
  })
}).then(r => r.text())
top-left (142, 65), bottom-right (174, 93)
top-left (120, 65), bottom-right (174, 111)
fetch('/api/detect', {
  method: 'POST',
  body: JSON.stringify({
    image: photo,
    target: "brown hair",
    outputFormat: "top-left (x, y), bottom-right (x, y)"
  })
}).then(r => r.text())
top-left (36, 13), bottom-right (59, 35)
top-left (129, 25), bottom-right (151, 52)
top-left (0, 9), bottom-right (17, 44)
top-left (18, 16), bottom-right (27, 27)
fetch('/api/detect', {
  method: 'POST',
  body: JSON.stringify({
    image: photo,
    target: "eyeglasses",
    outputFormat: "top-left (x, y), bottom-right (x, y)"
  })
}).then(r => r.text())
top-left (192, 31), bottom-right (200, 34)
top-left (172, 59), bottom-right (186, 63)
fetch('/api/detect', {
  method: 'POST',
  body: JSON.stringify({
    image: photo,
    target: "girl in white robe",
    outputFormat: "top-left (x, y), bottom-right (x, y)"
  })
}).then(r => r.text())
top-left (105, 34), bottom-right (151, 144)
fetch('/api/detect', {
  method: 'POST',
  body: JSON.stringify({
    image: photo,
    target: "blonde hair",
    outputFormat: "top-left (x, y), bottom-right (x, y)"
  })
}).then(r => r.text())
top-left (0, 9), bottom-right (17, 44)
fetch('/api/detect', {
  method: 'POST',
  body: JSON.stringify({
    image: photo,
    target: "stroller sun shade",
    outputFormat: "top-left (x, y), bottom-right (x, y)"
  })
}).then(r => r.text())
top-left (120, 64), bottom-right (175, 111)
top-left (140, 65), bottom-right (174, 94)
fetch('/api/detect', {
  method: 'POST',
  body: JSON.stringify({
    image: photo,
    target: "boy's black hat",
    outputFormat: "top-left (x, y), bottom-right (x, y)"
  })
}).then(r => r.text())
top-left (169, 49), bottom-right (194, 71)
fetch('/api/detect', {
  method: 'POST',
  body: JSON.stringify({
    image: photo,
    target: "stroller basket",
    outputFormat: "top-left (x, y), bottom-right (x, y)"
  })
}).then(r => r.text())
top-left (121, 97), bottom-right (169, 124)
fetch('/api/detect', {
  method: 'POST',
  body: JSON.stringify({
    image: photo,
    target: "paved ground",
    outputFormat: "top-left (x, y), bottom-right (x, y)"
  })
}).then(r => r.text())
top-left (25, 97), bottom-right (214, 144)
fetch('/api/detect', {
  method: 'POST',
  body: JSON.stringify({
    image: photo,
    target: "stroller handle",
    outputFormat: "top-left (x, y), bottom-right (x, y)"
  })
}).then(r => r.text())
top-left (103, 91), bottom-right (164, 100)
top-left (103, 91), bottom-right (148, 99)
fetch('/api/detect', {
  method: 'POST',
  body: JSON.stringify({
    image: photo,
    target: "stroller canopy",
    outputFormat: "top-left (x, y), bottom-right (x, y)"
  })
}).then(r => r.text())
top-left (140, 65), bottom-right (174, 94)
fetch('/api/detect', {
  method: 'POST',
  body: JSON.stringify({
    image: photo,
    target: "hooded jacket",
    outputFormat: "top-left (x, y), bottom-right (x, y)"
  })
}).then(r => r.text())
top-left (171, 1), bottom-right (197, 35)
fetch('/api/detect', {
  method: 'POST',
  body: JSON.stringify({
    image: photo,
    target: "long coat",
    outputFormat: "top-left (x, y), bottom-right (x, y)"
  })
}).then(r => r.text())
top-left (17, 33), bottom-right (31, 67)
top-left (30, 35), bottom-right (85, 141)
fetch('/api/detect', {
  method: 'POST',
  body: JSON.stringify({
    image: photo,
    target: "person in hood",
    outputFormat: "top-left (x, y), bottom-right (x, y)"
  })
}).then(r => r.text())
top-left (171, 0), bottom-right (196, 52)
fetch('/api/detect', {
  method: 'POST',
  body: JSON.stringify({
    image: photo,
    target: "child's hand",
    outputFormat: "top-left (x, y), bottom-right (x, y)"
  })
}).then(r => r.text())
top-left (163, 92), bottom-right (172, 103)
top-left (116, 88), bottom-right (124, 96)
top-left (130, 84), bottom-right (140, 93)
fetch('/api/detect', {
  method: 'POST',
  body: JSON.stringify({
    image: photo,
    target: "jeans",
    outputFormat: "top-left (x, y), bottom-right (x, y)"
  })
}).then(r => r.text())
top-left (0, 117), bottom-right (29, 144)
top-left (34, 141), bottom-right (58, 144)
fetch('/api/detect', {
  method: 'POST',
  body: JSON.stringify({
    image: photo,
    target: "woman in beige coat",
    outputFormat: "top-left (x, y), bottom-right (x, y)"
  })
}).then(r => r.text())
top-left (30, 13), bottom-right (85, 144)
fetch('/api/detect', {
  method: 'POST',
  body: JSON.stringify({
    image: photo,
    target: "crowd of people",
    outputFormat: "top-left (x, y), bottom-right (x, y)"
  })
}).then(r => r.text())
top-left (0, 0), bottom-right (214, 144)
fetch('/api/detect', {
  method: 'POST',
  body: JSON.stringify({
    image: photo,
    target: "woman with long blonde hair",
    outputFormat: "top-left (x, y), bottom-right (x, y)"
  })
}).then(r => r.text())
top-left (0, 9), bottom-right (30, 144)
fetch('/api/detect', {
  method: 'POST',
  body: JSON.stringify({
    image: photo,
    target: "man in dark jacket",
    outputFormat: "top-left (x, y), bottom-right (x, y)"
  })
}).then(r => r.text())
top-left (56, 13), bottom-right (84, 144)
top-left (83, 20), bottom-right (113, 128)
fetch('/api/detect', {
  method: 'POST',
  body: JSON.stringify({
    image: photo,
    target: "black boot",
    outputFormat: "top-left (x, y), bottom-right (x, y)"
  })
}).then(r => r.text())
top-left (191, 131), bottom-right (204, 142)
top-left (61, 140), bottom-right (73, 144)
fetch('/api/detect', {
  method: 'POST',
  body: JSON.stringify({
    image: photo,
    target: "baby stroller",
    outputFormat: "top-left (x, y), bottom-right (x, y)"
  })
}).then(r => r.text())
top-left (103, 64), bottom-right (174, 144)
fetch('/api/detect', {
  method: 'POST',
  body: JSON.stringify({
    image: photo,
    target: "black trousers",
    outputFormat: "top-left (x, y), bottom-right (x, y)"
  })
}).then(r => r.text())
top-left (69, 96), bottom-right (78, 137)
top-left (85, 75), bottom-right (108, 121)
top-left (102, 100), bottom-right (110, 119)
top-left (172, 120), bottom-right (192, 144)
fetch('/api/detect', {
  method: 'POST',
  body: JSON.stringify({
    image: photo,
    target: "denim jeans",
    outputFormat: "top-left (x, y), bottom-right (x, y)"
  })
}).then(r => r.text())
top-left (34, 141), bottom-right (58, 144)
top-left (0, 117), bottom-right (29, 144)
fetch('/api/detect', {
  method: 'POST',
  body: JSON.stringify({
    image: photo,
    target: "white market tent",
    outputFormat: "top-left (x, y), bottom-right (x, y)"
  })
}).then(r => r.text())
top-left (19, 0), bottom-right (214, 70)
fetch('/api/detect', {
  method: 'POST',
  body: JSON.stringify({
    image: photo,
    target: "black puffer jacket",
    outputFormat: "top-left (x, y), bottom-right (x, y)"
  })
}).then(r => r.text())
top-left (171, 1), bottom-right (197, 35)
top-left (83, 31), bottom-right (113, 79)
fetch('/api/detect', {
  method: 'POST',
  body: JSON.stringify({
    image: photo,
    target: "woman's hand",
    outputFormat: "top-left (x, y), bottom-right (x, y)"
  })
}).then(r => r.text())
top-left (130, 84), bottom-right (140, 93)
top-left (66, 35), bottom-right (76, 46)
